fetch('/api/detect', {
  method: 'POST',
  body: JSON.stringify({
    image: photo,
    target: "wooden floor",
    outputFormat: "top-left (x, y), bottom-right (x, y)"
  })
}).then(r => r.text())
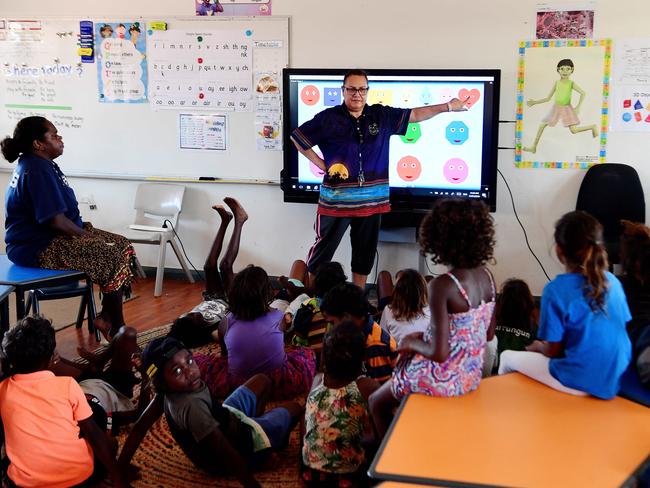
top-left (55, 276), bottom-right (204, 360)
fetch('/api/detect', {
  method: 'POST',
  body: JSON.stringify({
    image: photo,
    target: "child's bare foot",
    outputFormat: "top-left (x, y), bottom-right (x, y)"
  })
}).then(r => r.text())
top-left (592, 126), bottom-right (599, 138)
top-left (77, 346), bottom-right (101, 364)
top-left (93, 316), bottom-right (112, 343)
top-left (223, 197), bottom-right (248, 223)
top-left (523, 146), bottom-right (536, 153)
top-left (211, 204), bottom-right (233, 224)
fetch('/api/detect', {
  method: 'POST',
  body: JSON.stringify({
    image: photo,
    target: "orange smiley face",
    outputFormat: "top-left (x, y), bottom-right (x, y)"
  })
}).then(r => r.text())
top-left (396, 155), bottom-right (422, 182)
top-left (300, 85), bottom-right (320, 105)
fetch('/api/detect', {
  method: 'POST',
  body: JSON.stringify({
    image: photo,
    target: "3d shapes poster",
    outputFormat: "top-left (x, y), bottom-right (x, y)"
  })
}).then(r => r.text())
top-left (95, 22), bottom-right (148, 103)
top-left (515, 39), bottom-right (610, 169)
top-left (610, 38), bottom-right (650, 133)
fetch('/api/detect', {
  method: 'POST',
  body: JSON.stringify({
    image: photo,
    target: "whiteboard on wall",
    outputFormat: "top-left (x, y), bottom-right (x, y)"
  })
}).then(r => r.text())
top-left (0, 16), bottom-right (289, 181)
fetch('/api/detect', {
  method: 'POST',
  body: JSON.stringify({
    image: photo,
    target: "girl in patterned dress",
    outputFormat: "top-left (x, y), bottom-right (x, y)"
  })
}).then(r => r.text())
top-left (369, 199), bottom-right (497, 438)
top-left (302, 320), bottom-right (379, 487)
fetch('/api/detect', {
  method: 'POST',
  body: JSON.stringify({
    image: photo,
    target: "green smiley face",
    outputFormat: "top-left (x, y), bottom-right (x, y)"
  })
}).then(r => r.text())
top-left (399, 122), bottom-right (422, 144)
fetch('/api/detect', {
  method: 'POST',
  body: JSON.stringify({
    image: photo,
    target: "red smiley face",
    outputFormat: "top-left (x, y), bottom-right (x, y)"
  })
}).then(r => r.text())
top-left (300, 85), bottom-right (320, 105)
top-left (396, 156), bottom-right (422, 182)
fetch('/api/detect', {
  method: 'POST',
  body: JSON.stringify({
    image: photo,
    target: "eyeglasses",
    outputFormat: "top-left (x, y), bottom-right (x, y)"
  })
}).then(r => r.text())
top-left (343, 86), bottom-right (369, 96)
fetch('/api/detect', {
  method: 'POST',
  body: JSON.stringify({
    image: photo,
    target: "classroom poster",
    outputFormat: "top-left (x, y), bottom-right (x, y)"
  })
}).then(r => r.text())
top-left (194, 0), bottom-right (271, 17)
top-left (95, 21), bottom-right (148, 103)
top-left (179, 113), bottom-right (227, 150)
top-left (610, 38), bottom-right (650, 133)
top-left (148, 30), bottom-right (252, 111)
top-left (535, 3), bottom-right (595, 40)
top-left (515, 39), bottom-right (610, 169)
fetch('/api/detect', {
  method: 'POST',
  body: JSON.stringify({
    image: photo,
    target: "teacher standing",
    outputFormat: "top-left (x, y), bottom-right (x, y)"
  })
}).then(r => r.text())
top-left (1, 116), bottom-right (135, 339)
top-left (291, 69), bottom-right (469, 289)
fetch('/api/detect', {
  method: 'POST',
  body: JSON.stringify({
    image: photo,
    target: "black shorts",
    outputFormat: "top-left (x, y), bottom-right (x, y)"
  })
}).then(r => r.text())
top-left (306, 214), bottom-right (381, 276)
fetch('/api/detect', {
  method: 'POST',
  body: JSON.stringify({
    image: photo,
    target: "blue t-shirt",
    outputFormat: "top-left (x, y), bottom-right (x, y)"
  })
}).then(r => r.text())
top-left (538, 272), bottom-right (632, 399)
top-left (5, 154), bottom-right (83, 266)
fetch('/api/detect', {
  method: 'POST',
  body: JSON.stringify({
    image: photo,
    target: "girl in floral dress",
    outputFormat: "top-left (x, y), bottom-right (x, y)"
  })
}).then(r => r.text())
top-left (369, 199), bottom-right (497, 438)
top-left (302, 321), bottom-right (380, 487)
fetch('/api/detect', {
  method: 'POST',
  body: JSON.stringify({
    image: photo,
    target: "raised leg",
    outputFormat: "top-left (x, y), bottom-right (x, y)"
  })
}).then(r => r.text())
top-left (220, 197), bottom-right (248, 294)
top-left (204, 205), bottom-right (232, 297)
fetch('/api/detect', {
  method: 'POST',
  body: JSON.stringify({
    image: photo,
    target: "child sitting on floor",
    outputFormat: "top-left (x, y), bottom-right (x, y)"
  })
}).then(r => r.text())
top-left (619, 220), bottom-right (650, 388)
top-left (499, 211), bottom-right (632, 398)
top-left (141, 337), bottom-right (302, 488)
top-left (168, 197), bottom-right (248, 348)
top-left (0, 316), bottom-right (129, 487)
top-left (291, 261), bottom-right (348, 356)
top-left (320, 283), bottom-right (398, 383)
top-left (302, 320), bottom-right (379, 487)
top-left (378, 268), bottom-right (430, 346)
top-left (369, 199), bottom-right (497, 438)
top-left (65, 326), bottom-right (152, 436)
top-left (195, 265), bottom-right (316, 400)
top-left (494, 279), bottom-right (538, 366)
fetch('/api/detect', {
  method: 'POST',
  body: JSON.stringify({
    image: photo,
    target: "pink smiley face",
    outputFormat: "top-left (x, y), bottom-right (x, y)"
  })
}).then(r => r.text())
top-left (443, 158), bottom-right (468, 184)
top-left (300, 85), bottom-right (320, 105)
top-left (396, 155), bottom-right (422, 182)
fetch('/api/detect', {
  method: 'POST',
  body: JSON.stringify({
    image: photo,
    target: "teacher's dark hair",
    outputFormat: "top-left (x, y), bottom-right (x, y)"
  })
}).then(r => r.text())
top-left (343, 69), bottom-right (369, 85)
top-left (0, 116), bottom-right (50, 163)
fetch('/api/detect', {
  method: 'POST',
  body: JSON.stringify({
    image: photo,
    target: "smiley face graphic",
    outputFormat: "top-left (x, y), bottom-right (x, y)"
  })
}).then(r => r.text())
top-left (323, 87), bottom-right (341, 106)
top-left (445, 121), bottom-right (469, 145)
top-left (443, 158), bottom-right (468, 184)
top-left (300, 85), bottom-right (320, 105)
top-left (396, 156), bottom-right (422, 182)
top-left (328, 163), bottom-right (349, 180)
top-left (399, 123), bottom-right (422, 144)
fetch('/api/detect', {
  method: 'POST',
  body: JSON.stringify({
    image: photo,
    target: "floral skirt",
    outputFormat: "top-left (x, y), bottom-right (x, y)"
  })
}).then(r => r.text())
top-left (38, 223), bottom-right (136, 294)
top-left (195, 346), bottom-right (316, 401)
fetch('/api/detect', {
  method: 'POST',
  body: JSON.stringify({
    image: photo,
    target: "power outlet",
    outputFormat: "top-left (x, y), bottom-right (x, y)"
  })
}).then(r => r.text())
top-left (78, 195), bottom-right (97, 210)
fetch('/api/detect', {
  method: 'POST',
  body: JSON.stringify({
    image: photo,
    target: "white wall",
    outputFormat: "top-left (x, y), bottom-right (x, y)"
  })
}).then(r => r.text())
top-left (1, 0), bottom-right (648, 295)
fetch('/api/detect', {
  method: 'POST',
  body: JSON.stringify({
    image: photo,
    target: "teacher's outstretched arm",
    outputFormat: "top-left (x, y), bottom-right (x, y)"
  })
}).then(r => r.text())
top-left (409, 96), bottom-right (470, 123)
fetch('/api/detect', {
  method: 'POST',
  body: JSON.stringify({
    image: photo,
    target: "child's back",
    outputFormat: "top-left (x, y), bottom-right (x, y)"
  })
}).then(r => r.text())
top-left (495, 278), bottom-right (537, 356)
top-left (0, 372), bottom-right (94, 487)
top-left (499, 211), bottom-right (632, 399)
top-left (538, 271), bottom-right (630, 398)
top-left (302, 321), bottom-right (378, 485)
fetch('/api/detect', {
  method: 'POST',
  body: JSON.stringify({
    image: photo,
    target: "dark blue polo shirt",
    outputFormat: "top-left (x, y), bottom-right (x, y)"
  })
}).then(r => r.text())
top-left (5, 153), bottom-right (83, 266)
top-left (292, 103), bottom-right (410, 217)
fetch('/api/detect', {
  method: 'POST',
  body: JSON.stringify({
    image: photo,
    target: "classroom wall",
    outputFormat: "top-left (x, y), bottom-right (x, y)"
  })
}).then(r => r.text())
top-left (0, 0), bottom-right (648, 295)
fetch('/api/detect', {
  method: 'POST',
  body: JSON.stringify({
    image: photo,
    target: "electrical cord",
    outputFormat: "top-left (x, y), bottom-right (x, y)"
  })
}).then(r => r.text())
top-left (496, 168), bottom-right (551, 282)
top-left (162, 219), bottom-right (203, 281)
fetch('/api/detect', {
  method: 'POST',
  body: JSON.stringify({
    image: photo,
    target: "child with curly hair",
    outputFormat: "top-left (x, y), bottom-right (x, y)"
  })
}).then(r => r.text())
top-left (499, 211), bottom-right (631, 398)
top-left (369, 199), bottom-right (497, 437)
top-left (301, 321), bottom-right (379, 487)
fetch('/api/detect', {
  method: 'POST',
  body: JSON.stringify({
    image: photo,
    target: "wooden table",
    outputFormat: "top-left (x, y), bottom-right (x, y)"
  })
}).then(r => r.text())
top-left (370, 373), bottom-right (650, 487)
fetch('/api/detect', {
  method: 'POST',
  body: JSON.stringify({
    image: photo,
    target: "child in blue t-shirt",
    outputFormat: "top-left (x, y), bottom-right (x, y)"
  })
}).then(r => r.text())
top-left (499, 210), bottom-right (632, 399)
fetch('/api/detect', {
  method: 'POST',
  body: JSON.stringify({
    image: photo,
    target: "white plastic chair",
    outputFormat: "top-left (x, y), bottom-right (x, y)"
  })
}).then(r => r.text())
top-left (124, 183), bottom-right (195, 297)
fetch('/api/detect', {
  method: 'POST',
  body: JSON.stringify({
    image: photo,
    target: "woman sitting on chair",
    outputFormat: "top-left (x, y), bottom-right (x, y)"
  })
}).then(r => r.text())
top-left (1, 116), bottom-right (135, 340)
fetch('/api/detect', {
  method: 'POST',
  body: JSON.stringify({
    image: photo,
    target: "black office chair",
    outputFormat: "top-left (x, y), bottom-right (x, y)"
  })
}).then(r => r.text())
top-left (576, 163), bottom-right (645, 265)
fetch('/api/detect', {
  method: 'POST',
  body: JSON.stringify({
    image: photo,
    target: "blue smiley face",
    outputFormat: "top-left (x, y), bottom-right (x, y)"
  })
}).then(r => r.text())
top-left (323, 87), bottom-right (341, 106)
top-left (446, 121), bottom-right (469, 145)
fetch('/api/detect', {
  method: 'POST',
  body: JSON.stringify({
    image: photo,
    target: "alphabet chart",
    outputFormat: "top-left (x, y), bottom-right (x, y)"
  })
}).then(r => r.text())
top-left (148, 29), bottom-right (252, 111)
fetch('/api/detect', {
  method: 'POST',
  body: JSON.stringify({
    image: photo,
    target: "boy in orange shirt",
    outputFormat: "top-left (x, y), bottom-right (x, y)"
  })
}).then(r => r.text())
top-left (0, 316), bottom-right (129, 487)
